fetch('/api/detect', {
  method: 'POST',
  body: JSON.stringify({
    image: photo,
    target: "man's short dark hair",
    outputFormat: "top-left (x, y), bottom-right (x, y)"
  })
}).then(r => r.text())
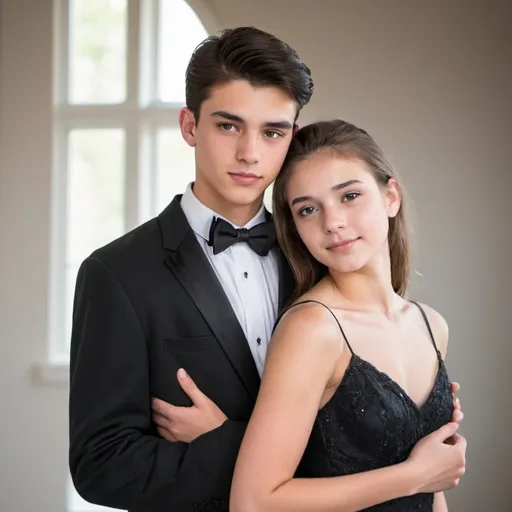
top-left (185, 26), bottom-right (314, 121)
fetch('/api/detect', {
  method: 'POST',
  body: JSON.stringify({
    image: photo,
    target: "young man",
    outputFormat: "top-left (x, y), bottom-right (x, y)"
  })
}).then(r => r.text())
top-left (69, 26), bottom-right (463, 512)
top-left (69, 27), bottom-right (312, 511)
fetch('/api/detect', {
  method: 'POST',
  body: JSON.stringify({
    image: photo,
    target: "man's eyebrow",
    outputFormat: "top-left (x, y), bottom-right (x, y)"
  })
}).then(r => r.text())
top-left (211, 111), bottom-right (245, 124)
top-left (263, 120), bottom-right (293, 130)
top-left (211, 111), bottom-right (293, 130)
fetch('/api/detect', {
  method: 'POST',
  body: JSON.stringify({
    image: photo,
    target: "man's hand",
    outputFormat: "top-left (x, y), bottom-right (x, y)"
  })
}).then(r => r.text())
top-left (152, 368), bottom-right (228, 443)
top-left (450, 381), bottom-right (463, 424)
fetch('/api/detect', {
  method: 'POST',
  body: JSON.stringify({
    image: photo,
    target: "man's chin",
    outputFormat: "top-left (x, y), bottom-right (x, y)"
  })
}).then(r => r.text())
top-left (223, 187), bottom-right (266, 207)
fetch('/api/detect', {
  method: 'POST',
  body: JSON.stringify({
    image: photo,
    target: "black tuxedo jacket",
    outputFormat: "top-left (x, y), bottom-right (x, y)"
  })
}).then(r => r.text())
top-left (69, 195), bottom-right (294, 511)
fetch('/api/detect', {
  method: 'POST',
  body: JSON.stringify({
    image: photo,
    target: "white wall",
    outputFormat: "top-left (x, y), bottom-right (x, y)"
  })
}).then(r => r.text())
top-left (1, 1), bottom-right (71, 511)
top-left (1, 0), bottom-right (511, 510)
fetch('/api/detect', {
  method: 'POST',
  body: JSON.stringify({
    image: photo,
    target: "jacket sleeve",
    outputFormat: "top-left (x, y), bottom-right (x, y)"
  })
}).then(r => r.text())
top-left (69, 256), bottom-right (247, 511)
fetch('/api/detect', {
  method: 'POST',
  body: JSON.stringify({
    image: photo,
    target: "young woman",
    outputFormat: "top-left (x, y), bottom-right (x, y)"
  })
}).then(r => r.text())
top-left (230, 120), bottom-right (466, 511)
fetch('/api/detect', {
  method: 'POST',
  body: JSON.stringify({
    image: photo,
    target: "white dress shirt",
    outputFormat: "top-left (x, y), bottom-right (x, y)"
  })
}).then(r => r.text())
top-left (180, 183), bottom-right (279, 376)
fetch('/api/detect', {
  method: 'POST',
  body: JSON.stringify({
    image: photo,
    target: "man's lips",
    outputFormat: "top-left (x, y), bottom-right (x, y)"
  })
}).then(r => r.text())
top-left (229, 172), bottom-right (261, 184)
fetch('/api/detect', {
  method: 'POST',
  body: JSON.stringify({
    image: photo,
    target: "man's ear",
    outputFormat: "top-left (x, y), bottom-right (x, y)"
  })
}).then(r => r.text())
top-left (179, 107), bottom-right (197, 147)
top-left (293, 123), bottom-right (300, 136)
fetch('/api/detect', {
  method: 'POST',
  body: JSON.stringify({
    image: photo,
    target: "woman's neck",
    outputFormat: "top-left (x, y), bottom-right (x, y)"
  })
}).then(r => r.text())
top-left (328, 252), bottom-right (402, 317)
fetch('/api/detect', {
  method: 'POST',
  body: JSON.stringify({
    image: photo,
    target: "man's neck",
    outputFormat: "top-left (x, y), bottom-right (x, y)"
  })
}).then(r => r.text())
top-left (192, 182), bottom-right (265, 227)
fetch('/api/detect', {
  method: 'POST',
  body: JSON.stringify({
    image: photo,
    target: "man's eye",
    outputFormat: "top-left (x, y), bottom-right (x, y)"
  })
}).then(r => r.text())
top-left (218, 123), bottom-right (236, 131)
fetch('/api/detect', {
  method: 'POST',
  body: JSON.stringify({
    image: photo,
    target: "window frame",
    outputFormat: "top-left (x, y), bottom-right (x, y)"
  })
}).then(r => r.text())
top-left (49, 0), bottom-right (219, 365)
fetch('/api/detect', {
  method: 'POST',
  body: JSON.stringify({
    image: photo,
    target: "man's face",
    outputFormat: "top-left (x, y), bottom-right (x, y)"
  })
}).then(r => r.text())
top-left (180, 79), bottom-right (297, 218)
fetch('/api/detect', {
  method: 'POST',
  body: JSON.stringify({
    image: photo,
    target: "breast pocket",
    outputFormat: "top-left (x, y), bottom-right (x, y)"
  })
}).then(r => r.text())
top-left (164, 335), bottom-right (216, 353)
top-left (155, 336), bottom-right (219, 406)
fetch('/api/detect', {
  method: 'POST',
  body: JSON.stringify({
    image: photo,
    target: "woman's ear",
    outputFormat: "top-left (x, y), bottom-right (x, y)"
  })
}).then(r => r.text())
top-left (386, 178), bottom-right (401, 218)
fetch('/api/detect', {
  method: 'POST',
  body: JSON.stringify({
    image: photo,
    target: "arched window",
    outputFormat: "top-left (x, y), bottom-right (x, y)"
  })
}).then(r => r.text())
top-left (50, 0), bottom-right (216, 374)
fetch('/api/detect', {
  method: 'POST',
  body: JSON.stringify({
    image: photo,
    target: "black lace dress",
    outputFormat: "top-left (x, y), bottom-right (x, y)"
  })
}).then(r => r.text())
top-left (293, 300), bottom-right (454, 511)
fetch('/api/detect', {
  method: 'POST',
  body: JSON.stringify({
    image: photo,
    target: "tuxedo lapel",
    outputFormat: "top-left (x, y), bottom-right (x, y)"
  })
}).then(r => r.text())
top-left (159, 196), bottom-right (260, 400)
top-left (277, 248), bottom-right (295, 312)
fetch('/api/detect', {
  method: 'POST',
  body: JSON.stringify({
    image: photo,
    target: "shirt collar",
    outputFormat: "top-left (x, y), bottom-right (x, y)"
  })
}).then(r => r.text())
top-left (180, 182), bottom-right (268, 242)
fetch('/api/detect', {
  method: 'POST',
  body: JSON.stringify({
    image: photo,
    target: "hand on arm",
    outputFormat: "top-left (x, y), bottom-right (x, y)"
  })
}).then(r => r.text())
top-left (152, 368), bottom-right (228, 443)
top-left (450, 381), bottom-right (463, 424)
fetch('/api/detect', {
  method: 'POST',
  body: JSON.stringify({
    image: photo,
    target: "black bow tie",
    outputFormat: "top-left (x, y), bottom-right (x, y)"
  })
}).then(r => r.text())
top-left (207, 217), bottom-right (276, 256)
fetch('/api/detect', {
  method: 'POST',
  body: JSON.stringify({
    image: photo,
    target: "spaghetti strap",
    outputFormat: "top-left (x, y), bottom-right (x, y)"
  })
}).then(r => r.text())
top-left (410, 301), bottom-right (440, 356)
top-left (273, 299), bottom-right (354, 355)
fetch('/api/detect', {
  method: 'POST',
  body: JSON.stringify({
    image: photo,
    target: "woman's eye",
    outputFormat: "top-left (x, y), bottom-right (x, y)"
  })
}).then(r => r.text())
top-left (298, 206), bottom-right (316, 217)
top-left (344, 192), bottom-right (360, 202)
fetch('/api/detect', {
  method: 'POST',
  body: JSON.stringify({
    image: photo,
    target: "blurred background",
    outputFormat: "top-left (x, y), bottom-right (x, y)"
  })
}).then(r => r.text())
top-left (1, 0), bottom-right (511, 510)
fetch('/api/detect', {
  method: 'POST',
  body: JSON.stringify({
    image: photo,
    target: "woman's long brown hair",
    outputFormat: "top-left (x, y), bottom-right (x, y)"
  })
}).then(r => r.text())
top-left (273, 120), bottom-right (411, 303)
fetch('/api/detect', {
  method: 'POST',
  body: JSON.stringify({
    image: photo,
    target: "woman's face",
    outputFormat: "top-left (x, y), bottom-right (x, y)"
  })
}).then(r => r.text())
top-left (286, 149), bottom-right (401, 275)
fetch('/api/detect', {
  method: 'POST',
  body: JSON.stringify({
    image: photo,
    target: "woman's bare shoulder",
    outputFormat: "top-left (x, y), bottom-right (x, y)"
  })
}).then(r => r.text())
top-left (414, 302), bottom-right (449, 359)
top-left (273, 297), bottom-right (345, 359)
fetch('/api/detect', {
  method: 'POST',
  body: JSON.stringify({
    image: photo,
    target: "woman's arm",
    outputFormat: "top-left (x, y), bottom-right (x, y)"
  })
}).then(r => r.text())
top-left (230, 303), bottom-right (462, 512)
top-left (434, 492), bottom-right (449, 511)
top-left (420, 305), bottom-right (455, 512)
